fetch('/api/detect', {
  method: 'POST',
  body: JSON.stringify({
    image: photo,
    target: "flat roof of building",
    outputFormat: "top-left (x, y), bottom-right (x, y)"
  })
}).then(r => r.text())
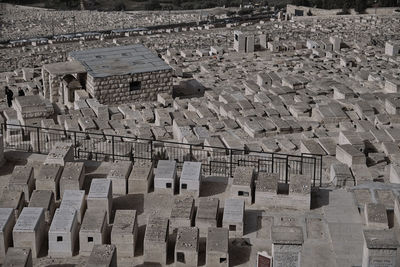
top-left (68, 44), bottom-right (171, 78)
top-left (43, 61), bottom-right (87, 75)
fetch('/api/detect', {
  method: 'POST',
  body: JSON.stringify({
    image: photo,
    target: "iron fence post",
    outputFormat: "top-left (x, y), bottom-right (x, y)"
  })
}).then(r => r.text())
top-left (229, 149), bottom-right (233, 177)
top-left (131, 145), bottom-right (135, 165)
top-left (285, 155), bottom-right (289, 184)
top-left (36, 127), bottom-right (40, 153)
top-left (189, 144), bottom-right (193, 161)
top-left (300, 154), bottom-right (303, 175)
top-left (271, 153), bottom-right (274, 173)
top-left (320, 155), bottom-right (323, 187)
top-left (313, 156), bottom-right (317, 187)
top-left (112, 135), bottom-right (115, 162)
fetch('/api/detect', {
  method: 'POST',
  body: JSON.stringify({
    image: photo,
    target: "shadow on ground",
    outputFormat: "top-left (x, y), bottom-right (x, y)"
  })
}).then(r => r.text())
top-left (311, 188), bottom-right (331, 209)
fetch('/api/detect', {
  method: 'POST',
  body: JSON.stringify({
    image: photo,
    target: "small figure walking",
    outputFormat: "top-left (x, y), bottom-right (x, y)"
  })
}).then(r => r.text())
top-left (18, 87), bottom-right (25, 97)
top-left (5, 86), bottom-right (13, 107)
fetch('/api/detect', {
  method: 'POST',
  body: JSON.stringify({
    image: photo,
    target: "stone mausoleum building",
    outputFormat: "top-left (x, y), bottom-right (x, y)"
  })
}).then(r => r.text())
top-left (42, 45), bottom-right (173, 105)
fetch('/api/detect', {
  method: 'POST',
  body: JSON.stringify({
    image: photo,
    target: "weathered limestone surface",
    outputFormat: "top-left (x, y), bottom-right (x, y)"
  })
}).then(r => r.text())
top-left (128, 162), bottom-right (153, 194)
top-left (111, 210), bottom-right (138, 258)
top-left (79, 209), bottom-right (107, 256)
top-left (59, 162), bottom-right (85, 198)
top-left (3, 248), bottom-right (32, 267)
top-left (175, 227), bottom-right (199, 267)
top-left (231, 166), bottom-right (255, 205)
top-left (143, 216), bottom-right (169, 264)
top-left (28, 190), bottom-right (56, 223)
top-left (48, 208), bottom-right (79, 258)
top-left (223, 198), bottom-right (245, 238)
top-left (13, 207), bottom-right (46, 258)
top-left (9, 165), bottom-right (34, 203)
top-left (170, 196), bottom-right (195, 230)
top-left (60, 190), bottom-right (86, 224)
top-left (45, 142), bottom-right (74, 166)
top-left (87, 179), bottom-right (112, 224)
top-left (88, 70), bottom-right (173, 105)
top-left (180, 161), bottom-right (202, 197)
top-left (206, 227), bottom-right (229, 267)
top-left (0, 208), bottom-right (15, 262)
top-left (362, 229), bottom-right (399, 267)
top-left (36, 164), bottom-right (63, 200)
top-left (87, 244), bottom-right (117, 267)
top-left (106, 161), bottom-right (132, 195)
top-left (196, 197), bottom-right (219, 236)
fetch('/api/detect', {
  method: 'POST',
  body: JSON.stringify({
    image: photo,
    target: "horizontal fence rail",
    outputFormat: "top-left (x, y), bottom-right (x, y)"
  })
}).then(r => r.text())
top-left (1, 123), bottom-right (323, 187)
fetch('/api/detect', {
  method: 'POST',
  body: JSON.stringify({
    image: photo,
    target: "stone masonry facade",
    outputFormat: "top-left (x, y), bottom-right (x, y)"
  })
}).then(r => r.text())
top-left (87, 69), bottom-right (173, 105)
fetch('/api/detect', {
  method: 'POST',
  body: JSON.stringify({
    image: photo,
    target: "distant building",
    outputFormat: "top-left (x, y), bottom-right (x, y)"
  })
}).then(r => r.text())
top-left (42, 45), bottom-right (173, 105)
top-left (234, 31), bottom-right (254, 53)
top-left (385, 41), bottom-right (400, 57)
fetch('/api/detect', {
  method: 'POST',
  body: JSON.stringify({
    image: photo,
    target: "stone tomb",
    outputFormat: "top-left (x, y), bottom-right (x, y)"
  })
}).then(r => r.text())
top-left (59, 162), bottom-right (85, 198)
top-left (222, 198), bottom-right (245, 238)
top-left (69, 45), bottom-right (173, 105)
top-left (330, 163), bottom-right (354, 187)
top-left (86, 99), bottom-right (109, 119)
top-left (128, 162), bottom-right (154, 194)
top-left (170, 196), bottom-right (195, 231)
top-left (111, 210), bottom-right (138, 258)
top-left (362, 229), bottom-right (399, 267)
top-left (144, 216), bottom-right (169, 264)
top-left (44, 142), bottom-right (74, 166)
top-left (3, 248), bottom-right (32, 267)
top-left (179, 161), bottom-right (202, 197)
top-left (254, 172), bottom-right (279, 205)
top-left (271, 226), bottom-right (304, 267)
top-left (175, 227), bottom-right (199, 267)
top-left (154, 160), bottom-right (177, 195)
top-left (0, 208), bottom-right (15, 262)
top-left (196, 198), bottom-right (219, 236)
top-left (87, 244), bottom-right (117, 267)
top-left (106, 161), bottom-right (132, 196)
top-left (79, 209), bottom-right (107, 256)
top-left (48, 208), bottom-right (79, 257)
top-left (87, 179), bottom-right (112, 224)
top-left (390, 164), bottom-right (400, 184)
top-left (36, 163), bottom-right (63, 200)
top-left (0, 191), bottom-right (25, 221)
top-left (13, 95), bottom-right (54, 126)
top-left (28, 190), bottom-right (56, 224)
top-left (9, 165), bottom-right (34, 203)
top-left (230, 166), bottom-right (255, 205)
top-left (287, 174), bottom-right (311, 210)
top-left (365, 203), bottom-right (388, 229)
top-left (206, 227), bottom-right (229, 267)
top-left (60, 190), bottom-right (86, 224)
top-left (336, 144), bottom-right (366, 167)
top-left (13, 207), bottom-right (46, 258)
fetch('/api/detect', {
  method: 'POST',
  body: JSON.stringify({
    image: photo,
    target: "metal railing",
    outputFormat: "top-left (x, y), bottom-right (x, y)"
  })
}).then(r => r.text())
top-left (1, 123), bottom-right (323, 187)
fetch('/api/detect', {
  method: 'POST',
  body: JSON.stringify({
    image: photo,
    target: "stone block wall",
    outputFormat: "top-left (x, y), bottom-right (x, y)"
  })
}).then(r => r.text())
top-left (49, 74), bottom-right (63, 103)
top-left (87, 69), bottom-right (173, 105)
